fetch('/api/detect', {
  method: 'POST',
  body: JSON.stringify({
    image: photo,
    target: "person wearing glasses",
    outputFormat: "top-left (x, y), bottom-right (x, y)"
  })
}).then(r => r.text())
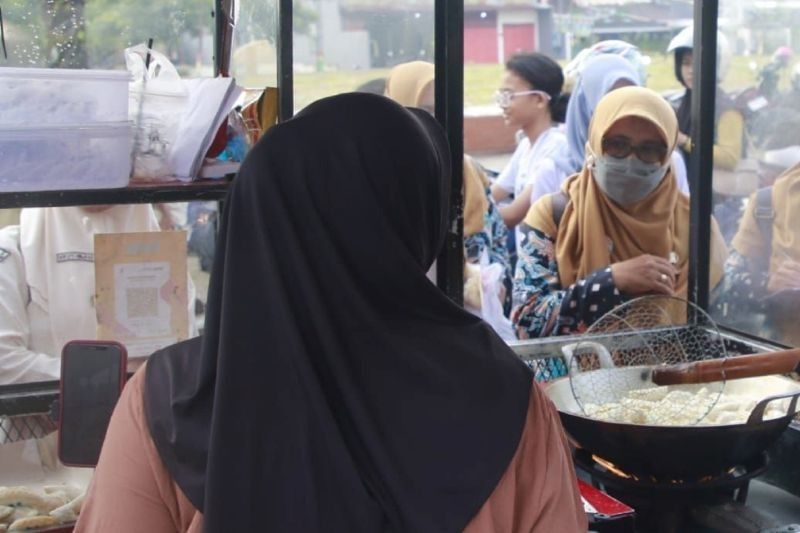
top-left (557, 53), bottom-right (690, 196)
top-left (490, 53), bottom-right (571, 247)
top-left (512, 87), bottom-right (727, 338)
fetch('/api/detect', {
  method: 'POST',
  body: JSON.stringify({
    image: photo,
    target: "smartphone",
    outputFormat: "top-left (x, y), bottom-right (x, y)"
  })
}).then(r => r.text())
top-left (58, 340), bottom-right (127, 467)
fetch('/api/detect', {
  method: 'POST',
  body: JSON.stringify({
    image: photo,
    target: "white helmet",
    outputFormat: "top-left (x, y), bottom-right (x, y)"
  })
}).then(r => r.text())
top-left (563, 40), bottom-right (651, 93)
top-left (667, 27), bottom-right (694, 53)
top-left (667, 26), bottom-right (731, 80)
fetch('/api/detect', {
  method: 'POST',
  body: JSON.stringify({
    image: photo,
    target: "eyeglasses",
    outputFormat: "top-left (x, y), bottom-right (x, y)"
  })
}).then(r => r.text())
top-left (494, 89), bottom-right (551, 107)
top-left (601, 136), bottom-right (668, 164)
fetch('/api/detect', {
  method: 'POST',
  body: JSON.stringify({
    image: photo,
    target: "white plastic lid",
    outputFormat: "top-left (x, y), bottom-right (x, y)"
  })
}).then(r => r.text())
top-left (0, 67), bottom-right (132, 81)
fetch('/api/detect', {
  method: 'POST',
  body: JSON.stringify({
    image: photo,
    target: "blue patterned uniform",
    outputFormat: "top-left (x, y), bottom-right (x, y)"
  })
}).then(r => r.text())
top-left (464, 193), bottom-right (512, 309)
top-left (512, 223), bottom-right (625, 338)
top-left (711, 250), bottom-right (771, 337)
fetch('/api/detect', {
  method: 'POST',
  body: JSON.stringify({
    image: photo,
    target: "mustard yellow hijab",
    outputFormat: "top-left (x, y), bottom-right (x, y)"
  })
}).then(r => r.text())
top-left (734, 162), bottom-right (800, 276)
top-left (525, 86), bottom-right (726, 296)
top-left (385, 61), bottom-right (488, 237)
top-left (385, 61), bottom-right (435, 107)
top-left (731, 163), bottom-right (800, 344)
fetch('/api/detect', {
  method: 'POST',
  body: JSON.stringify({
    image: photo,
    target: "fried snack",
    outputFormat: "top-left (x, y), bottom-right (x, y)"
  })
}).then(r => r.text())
top-left (49, 493), bottom-right (84, 523)
top-left (43, 485), bottom-right (82, 501)
top-left (0, 489), bottom-right (48, 512)
top-left (8, 515), bottom-right (59, 531)
top-left (0, 484), bottom-right (86, 528)
top-left (7, 509), bottom-right (37, 524)
top-left (68, 493), bottom-right (84, 515)
top-left (48, 505), bottom-right (76, 524)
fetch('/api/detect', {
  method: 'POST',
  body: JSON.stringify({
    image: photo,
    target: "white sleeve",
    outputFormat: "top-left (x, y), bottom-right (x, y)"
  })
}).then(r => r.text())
top-left (671, 151), bottom-right (691, 196)
top-left (494, 143), bottom-right (523, 194)
top-left (530, 159), bottom-right (566, 204)
top-left (0, 227), bottom-right (60, 384)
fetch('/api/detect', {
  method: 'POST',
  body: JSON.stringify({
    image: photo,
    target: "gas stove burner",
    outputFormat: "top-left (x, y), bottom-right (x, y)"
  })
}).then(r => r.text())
top-left (574, 449), bottom-right (786, 533)
top-left (574, 448), bottom-right (769, 495)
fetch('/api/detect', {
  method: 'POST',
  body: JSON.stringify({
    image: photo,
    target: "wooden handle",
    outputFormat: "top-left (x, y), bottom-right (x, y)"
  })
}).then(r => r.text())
top-left (651, 349), bottom-right (800, 386)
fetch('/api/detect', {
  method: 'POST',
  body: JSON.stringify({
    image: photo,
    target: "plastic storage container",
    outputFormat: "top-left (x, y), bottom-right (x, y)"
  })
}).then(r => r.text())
top-left (0, 67), bottom-right (131, 125)
top-left (0, 122), bottom-right (132, 191)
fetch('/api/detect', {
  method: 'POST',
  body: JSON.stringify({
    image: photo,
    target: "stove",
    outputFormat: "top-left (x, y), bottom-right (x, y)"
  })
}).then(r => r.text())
top-left (575, 449), bottom-right (800, 532)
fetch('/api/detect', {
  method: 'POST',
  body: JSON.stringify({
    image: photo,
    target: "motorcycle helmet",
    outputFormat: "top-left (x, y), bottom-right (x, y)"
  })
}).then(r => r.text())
top-left (563, 40), bottom-right (651, 93)
top-left (667, 26), bottom-right (730, 83)
top-left (774, 45), bottom-right (793, 64)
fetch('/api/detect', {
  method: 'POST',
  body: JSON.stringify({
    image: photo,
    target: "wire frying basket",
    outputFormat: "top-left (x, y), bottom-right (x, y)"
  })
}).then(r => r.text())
top-left (567, 295), bottom-right (727, 426)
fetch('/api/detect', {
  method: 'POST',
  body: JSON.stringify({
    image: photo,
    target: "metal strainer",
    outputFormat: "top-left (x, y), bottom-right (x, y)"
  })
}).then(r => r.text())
top-left (566, 295), bottom-right (727, 426)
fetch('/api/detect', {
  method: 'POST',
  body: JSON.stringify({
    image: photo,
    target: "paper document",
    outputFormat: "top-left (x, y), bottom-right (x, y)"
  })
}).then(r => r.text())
top-left (94, 231), bottom-right (189, 358)
top-left (168, 77), bottom-right (243, 179)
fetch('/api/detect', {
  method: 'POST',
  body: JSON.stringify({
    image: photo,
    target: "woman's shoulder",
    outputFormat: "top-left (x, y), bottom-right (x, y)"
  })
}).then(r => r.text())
top-left (0, 224), bottom-right (21, 248)
top-left (540, 127), bottom-right (568, 151)
top-left (523, 194), bottom-right (559, 239)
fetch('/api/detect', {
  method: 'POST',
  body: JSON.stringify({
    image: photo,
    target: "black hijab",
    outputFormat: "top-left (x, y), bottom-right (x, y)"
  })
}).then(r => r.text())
top-left (144, 93), bottom-right (533, 532)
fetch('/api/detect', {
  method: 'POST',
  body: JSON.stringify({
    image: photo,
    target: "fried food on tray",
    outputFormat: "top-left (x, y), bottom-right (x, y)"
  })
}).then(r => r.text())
top-left (0, 484), bottom-right (85, 530)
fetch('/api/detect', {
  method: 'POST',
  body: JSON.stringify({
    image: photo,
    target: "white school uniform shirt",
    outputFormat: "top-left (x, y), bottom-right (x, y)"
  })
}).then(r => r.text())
top-left (0, 206), bottom-right (197, 384)
top-left (495, 127), bottom-right (570, 248)
top-left (671, 150), bottom-right (691, 196)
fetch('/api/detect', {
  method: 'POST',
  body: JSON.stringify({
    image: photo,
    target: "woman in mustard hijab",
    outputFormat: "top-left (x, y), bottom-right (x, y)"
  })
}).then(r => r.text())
top-left (513, 86), bottom-right (726, 338)
top-left (713, 162), bottom-right (800, 346)
top-left (386, 61), bottom-right (512, 310)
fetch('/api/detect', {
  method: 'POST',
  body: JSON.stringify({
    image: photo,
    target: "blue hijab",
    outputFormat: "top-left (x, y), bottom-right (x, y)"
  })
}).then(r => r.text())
top-left (560, 55), bottom-right (642, 173)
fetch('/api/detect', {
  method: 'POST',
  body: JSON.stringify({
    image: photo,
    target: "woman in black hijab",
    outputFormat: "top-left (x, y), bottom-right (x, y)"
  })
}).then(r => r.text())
top-left (76, 93), bottom-right (584, 533)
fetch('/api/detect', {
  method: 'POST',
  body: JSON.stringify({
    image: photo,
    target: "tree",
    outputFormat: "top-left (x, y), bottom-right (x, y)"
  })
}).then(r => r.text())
top-left (42, 0), bottom-right (88, 67)
top-left (85, 0), bottom-right (211, 67)
top-left (4, 0), bottom-right (316, 70)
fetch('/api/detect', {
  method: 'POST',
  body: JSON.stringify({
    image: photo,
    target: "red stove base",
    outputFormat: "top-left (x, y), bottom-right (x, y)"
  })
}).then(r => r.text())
top-left (579, 479), bottom-right (635, 532)
top-left (573, 449), bottom-right (800, 533)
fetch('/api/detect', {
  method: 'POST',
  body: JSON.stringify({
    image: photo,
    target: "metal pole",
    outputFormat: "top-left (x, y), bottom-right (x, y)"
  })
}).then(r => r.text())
top-left (687, 0), bottom-right (719, 314)
top-left (213, 0), bottom-right (236, 77)
top-left (434, 0), bottom-right (464, 305)
top-left (277, 0), bottom-right (294, 121)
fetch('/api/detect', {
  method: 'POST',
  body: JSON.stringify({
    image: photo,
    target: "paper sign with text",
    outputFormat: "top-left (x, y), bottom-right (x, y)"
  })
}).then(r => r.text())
top-left (94, 231), bottom-right (188, 358)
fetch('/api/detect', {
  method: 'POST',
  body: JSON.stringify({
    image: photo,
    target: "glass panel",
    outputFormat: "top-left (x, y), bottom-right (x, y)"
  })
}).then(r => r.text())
top-left (0, 0), bottom-right (223, 386)
top-left (292, 2), bottom-right (433, 111)
top-left (3, 0), bottom-right (213, 75)
top-left (231, 0), bottom-right (279, 88)
top-left (0, 204), bottom-right (207, 386)
top-left (709, 0), bottom-right (800, 347)
top-left (484, 19), bottom-right (675, 340)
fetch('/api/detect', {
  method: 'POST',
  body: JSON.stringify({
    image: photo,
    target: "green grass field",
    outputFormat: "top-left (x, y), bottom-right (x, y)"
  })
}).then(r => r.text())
top-left (291, 53), bottom-right (779, 110)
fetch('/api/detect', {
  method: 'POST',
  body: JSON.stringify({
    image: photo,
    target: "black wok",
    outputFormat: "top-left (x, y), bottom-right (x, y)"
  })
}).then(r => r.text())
top-left (545, 373), bottom-right (800, 480)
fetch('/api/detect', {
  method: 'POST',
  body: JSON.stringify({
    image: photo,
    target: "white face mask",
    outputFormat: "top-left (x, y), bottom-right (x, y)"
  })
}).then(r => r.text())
top-left (591, 153), bottom-right (669, 205)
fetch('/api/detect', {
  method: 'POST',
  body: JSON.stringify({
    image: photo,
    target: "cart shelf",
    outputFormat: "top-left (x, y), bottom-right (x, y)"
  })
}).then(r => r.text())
top-left (0, 178), bottom-right (232, 209)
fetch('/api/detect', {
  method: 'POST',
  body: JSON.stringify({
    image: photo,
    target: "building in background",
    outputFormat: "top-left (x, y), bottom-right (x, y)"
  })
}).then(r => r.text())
top-left (462, 2), bottom-right (554, 64)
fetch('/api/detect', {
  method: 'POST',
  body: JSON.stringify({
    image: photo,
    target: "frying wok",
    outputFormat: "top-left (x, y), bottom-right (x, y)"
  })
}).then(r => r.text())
top-left (545, 371), bottom-right (800, 480)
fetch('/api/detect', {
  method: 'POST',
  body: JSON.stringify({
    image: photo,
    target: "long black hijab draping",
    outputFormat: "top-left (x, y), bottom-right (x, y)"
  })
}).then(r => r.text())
top-left (144, 93), bottom-right (533, 532)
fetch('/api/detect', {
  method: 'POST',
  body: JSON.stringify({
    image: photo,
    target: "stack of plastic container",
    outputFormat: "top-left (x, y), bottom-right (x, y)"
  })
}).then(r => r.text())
top-left (0, 67), bottom-right (132, 192)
